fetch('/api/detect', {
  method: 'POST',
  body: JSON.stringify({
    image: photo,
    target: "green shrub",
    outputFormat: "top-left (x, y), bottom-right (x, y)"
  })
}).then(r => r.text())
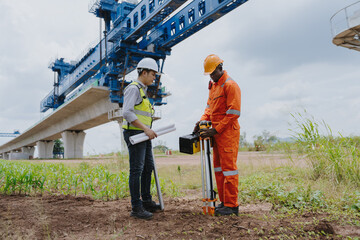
top-left (290, 111), bottom-right (360, 186)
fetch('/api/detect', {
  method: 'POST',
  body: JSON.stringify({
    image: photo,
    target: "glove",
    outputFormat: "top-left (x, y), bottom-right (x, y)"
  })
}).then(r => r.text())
top-left (200, 128), bottom-right (217, 138)
top-left (193, 121), bottom-right (200, 134)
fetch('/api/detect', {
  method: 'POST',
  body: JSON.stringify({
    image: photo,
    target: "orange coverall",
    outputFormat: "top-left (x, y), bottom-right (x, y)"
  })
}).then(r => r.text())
top-left (200, 70), bottom-right (241, 208)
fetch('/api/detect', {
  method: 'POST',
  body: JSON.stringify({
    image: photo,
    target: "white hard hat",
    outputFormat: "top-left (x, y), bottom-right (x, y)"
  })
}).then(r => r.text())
top-left (136, 58), bottom-right (159, 73)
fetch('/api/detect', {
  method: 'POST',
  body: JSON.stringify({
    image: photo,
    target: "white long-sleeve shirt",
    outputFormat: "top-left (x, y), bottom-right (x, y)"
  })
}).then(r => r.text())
top-left (123, 80), bottom-right (148, 124)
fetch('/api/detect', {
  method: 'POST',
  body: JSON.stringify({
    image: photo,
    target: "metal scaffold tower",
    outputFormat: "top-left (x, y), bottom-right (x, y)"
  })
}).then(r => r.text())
top-left (331, 1), bottom-right (360, 51)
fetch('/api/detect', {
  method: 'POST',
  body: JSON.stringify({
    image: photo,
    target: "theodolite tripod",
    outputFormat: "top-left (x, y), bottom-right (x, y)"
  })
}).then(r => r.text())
top-left (199, 121), bottom-right (217, 215)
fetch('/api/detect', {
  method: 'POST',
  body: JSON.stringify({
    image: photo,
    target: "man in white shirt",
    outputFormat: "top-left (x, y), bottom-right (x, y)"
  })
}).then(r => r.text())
top-left (122, 58), bottom-right (160, 220)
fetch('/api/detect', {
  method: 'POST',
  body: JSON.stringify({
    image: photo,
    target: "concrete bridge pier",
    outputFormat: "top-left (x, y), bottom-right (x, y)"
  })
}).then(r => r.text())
top-left (2, 152), bottom-right (9, 160)
top-left (8, 151), bottom-right (15, 159)
top-left (37, 140), bottom-right (55, 159)
top-left (8, 147), bottom-right (35, 160)
top-left (1, 147), bottom-right (34, 160)
top-left (116, 121), bottom-right (127, 154)
top-left (22, 146), bottom-right (35, 159)
top-left (61, 131), bottom-right (86, 159)
top-left (9, 150), bottom-right (19, 160)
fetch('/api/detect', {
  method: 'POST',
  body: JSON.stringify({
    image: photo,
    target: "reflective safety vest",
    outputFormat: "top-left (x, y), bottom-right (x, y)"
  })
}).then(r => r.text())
top-left (122, 82), bottom-right (154, 130)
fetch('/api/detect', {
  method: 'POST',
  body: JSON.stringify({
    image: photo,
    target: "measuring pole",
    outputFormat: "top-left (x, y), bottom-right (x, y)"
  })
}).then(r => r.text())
top-left (152, 148), bottom-right (164, 210)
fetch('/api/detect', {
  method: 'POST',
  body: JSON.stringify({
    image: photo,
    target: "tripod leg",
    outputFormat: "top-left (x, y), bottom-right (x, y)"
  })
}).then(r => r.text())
top-left (205, 139), bottom-right (216, 215)
top-left (206, 139), bottom-right (215, 203)
top-left (204, 139), bottom-right (212, 211)
top-left (200, 139), bottom-right (207, 214)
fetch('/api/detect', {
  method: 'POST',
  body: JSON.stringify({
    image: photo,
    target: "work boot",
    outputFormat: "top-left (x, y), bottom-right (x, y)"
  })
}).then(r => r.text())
top-left (130, 206), bottom-right (153, 220)
top-left (215, 206), bottom-right (239, 216)
top-left (215, 202), bottom-right (224, 210)
top-left (142, 200), bottom-right (161, 213)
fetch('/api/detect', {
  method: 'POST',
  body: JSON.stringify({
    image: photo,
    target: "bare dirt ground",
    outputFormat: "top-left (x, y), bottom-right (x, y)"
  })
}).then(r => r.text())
top-left (1, 152), bottom-right (359, 239)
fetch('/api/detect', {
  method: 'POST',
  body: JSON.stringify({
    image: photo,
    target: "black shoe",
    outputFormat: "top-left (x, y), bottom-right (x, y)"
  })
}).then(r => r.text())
top-left (215, 206), bottom-right (239, 216)
top-left (215, 202), bottom-right (224, 210)
top-left (130, 206), bottom-right (153, 219)
top-left (142, 201), bottom-right (161, 213)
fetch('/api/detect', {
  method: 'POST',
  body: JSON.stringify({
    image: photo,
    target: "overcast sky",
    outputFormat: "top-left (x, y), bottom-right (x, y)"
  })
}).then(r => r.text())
top-left (1, 0), bottom-right (360, 155)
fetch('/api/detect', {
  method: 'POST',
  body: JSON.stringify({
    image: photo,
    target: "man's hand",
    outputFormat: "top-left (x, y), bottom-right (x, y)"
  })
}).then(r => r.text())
top-left (200, 128), bottom-right (217, 138)
top-left (130, 120), bottom-right (157, 140)
top-left (193, 121), bottom-right (201, 134)
top-left (144, 128), bottom-right (157, 140)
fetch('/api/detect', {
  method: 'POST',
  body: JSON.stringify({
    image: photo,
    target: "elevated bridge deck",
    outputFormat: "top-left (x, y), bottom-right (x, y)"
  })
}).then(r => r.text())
top-left (0, 86), bottom-right (120, 159)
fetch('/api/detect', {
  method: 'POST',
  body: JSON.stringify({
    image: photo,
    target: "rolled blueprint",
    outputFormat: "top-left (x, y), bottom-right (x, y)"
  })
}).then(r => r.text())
top-left (129, 124), bottom-right (176, 145)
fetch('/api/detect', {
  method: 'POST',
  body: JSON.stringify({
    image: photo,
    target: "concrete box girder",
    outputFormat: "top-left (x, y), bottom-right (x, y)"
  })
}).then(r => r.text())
top-left (0, 86), bottom-right (119, 154)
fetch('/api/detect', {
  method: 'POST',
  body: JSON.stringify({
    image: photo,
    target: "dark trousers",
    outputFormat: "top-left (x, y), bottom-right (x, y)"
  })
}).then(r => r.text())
top-left (123, 129), bottom-right (154, 208)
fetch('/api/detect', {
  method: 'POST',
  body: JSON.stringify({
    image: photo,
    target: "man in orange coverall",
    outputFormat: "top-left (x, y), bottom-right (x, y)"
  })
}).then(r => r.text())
top-left (194, 54), bottom-right (241, 216)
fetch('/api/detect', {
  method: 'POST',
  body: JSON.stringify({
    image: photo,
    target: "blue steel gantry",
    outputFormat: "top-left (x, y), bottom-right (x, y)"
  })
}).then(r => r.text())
top-left (40, 0), bottom-right (249, 113)
top-left (0, 130), bottom-right (20, 138)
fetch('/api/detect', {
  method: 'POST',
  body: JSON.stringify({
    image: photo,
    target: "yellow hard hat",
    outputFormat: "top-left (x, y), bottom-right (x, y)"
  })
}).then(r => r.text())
top-left (203, 54), bottom-right (224, 75)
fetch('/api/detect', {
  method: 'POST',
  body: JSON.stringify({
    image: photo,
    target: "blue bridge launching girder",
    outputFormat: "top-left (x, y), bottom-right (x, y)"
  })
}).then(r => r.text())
top-left (40, 0), bottom-right (248, 113)
top-left (0, 131), bottom-right (20, 138)
top-left (139, 0), bottom-right (248, 50)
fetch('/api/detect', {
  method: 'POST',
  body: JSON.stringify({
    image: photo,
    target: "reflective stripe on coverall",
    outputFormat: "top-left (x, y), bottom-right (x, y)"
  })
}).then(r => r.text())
top-left (200, 70), bottom-right (241, 208)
